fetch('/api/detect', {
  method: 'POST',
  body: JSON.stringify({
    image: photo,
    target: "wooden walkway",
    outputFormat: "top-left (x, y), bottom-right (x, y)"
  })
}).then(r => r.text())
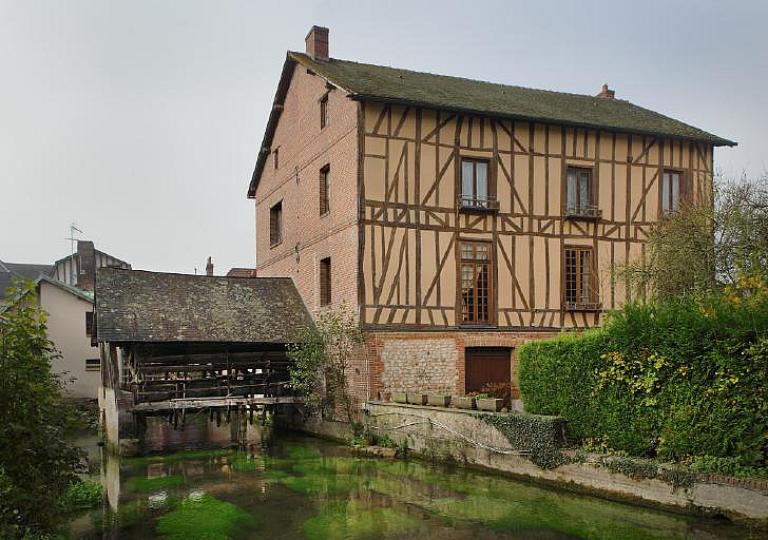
top-left (132, 395), bottom-right (305, 413)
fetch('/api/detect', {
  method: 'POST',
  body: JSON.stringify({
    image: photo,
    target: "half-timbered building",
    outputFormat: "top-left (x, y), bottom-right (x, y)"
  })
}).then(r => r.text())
top-left (248, 26), bottom-right (735, 403)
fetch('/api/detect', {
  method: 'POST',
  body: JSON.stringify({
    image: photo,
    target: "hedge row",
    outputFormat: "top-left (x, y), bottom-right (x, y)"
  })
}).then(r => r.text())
top-left (518, 293), bottom-right (768, 466)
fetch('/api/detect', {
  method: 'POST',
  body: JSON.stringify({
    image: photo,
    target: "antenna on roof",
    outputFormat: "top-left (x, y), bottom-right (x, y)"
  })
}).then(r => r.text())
top-left (66, 223), bottom-right (84, 255)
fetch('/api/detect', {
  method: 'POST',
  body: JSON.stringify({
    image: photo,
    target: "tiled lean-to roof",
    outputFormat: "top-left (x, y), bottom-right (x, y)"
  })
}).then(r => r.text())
top-left (248, 52), bottom-right (734, 197)
top-left (94, 268), bottom-right (313, 344)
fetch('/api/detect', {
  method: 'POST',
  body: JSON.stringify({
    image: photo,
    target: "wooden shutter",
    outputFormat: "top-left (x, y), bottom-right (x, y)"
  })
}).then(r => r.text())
top-left (270, 202), bottom-right (282, 246)
top-left (319, 165), bottom-right (330, 215)
top-left (320, 258), bottom-right (331, 306)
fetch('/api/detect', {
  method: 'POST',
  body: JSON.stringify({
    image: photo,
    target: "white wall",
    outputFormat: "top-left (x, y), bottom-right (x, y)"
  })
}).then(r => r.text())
top-left (40, 281), bottom-right (99, 399)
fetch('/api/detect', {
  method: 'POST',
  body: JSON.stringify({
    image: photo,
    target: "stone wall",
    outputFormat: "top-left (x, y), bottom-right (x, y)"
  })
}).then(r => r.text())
top-left (363, 330), bottom-right (558, 401)
top-left (364, 401), bottom-right (768, 525)
top-left (379, 338), bottom-right (457, 394)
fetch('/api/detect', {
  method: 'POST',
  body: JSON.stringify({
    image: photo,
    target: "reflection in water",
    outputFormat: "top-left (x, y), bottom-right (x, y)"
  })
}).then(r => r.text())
top-left (67, 430), bottom-right (758, 540)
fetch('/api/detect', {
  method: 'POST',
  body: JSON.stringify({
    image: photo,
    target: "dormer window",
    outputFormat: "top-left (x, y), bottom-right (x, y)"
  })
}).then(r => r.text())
top-left (459, 157), bottom-right (498, 211)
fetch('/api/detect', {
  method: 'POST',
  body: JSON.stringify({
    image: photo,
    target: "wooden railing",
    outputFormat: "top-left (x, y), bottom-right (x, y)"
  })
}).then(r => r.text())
top-left (458, 195), bottom-right (500, 212)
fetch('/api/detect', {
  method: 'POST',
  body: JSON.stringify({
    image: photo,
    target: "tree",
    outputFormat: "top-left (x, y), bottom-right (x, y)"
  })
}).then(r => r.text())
top-left (0, 281), bottom-right (84, 538)
top-left (287, 305), bottom-right (363, 426)
top-left (621, 173), bottom-right (768, 300)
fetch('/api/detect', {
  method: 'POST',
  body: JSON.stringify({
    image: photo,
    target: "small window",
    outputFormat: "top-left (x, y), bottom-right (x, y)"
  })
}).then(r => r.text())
top-left (661, 170), bottom-right (686, 214)
top-left (459, 241), bottom-right (493, 324)
top-left (85, 358), bottom-right (100, 372)
top-left (269, 201), bottom-right (283, 247)
top-left (319, 257), bottom-right (331, 306)
top-left (319, 165), bottom-right (330, 215)
top-left (565, 167), bottom-right (599, 218)
top-left (564, 247), bottom-right (599, 310)
top-left (273, 147), bottom-right (279, 169)
top-left (320, 94), bottom-right (328, 129)
top-left (85, 312), bottom-right (94, 337)
top-left (459, 158), bottom-right (496, 210)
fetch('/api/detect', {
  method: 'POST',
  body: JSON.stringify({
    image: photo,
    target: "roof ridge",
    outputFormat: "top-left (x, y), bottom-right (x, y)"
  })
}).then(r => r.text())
top-left (289, 51), bottom-right (627, 103)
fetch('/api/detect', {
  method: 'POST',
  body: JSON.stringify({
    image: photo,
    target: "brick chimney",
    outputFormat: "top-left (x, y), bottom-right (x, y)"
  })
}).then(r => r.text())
top-left (305, 25), bottom-right (329, 61)
top-left (206, 257), bottom-right (214, 276)
top-left (76, 240), bottom-right (96, 292)
top-left (597, 83), bottom-right (615, 99)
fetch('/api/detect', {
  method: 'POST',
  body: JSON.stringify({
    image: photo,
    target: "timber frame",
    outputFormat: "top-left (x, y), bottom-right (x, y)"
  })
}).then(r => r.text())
top-left (358, 103), bottom-right (716, 331)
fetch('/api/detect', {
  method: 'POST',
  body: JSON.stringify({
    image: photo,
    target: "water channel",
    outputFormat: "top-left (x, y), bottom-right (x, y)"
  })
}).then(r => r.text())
top-left (67, 430), bottom-right (759, 539)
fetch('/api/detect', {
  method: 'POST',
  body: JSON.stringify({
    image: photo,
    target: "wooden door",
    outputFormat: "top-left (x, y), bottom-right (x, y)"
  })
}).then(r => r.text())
top-left (465, 347), bottom-right (511, 393)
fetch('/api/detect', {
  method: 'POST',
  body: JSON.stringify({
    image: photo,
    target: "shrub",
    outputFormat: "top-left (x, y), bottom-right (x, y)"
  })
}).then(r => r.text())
top-left (519, 289), bottom-right (768, 467)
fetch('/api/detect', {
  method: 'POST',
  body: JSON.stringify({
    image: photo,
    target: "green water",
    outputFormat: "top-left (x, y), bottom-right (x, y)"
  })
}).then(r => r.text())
top-left (67, 433), bottom-right (758, 539)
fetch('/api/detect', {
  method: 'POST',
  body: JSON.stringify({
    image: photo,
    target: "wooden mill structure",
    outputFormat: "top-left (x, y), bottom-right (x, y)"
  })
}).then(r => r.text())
top-left (249, 26), bottom-right (735, 404)
top-left (94, 268), bottom-right (311, 452)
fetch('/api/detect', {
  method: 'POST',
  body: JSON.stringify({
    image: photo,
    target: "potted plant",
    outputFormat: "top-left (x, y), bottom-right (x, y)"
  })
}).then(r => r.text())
top-left (427, 393), bottom-right (451, 407)
top-left (453, 395), bottom-right (476, 410)
top-left (475, 393), bottom-right (503, 412)
top-left (406, 391), bottom-right (427, 405)
top-left (392, 391), bottom-right (408, 404)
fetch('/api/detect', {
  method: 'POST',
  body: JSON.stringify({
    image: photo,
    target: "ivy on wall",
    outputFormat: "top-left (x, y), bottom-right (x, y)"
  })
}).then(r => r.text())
top-left (483, 413), bottom-right (567, 469)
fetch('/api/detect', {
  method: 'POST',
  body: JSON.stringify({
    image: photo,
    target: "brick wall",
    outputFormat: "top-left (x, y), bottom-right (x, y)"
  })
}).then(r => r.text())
top-left (362, 330), bottom-right (558, 401)
top-left (254, 64), bottom-right (360, 317)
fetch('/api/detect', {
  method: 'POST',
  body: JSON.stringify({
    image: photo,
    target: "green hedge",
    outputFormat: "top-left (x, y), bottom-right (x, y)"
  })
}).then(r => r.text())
top-left (519, 294), bottom-right (768, 466)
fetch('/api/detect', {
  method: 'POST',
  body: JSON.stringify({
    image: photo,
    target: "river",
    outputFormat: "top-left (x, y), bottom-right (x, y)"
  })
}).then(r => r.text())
top-left (66, 431), bottom-right (759, 539)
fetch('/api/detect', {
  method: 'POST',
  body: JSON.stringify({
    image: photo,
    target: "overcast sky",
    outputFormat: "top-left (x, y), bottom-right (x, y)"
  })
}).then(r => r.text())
top-left (1, 1), bottom-right (765, 274)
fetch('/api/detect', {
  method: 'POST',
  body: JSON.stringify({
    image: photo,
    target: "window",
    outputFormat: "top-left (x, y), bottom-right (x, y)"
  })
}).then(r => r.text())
top-left (460, 241), bottom-right (493, 324)
top-left (564, 247), bottom-right (599, 310)
top-left (320, 94), bottom-right (328, 129)
top-left (565, 167), bottom-right (599, 218)
top-left (319, 165), bottom-right (330, 215)
top-left (459, 158), bottom-right (497, 210)
top-left (85, 312), bottom-right (94, 337)
top-left (661, 170), bottom-right (686, 214)
top-left (269, 201), bottom-right (283, 247)
top-left (273, 147), bottom-right (279, 169)
top-left (85, 358), bottom-right (100, 372)
top-left (319, 257), bottom-right (331, 306)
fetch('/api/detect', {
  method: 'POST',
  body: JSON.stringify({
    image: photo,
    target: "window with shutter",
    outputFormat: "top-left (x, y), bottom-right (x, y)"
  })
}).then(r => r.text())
top-left (319, 257), bottom-right (331, 306)
top-left (320, 165), bottom-right (330, 215)
top-left (320, 94), bottom-right (328, 129)
top-left (269, 201), bottom-right (283, 247)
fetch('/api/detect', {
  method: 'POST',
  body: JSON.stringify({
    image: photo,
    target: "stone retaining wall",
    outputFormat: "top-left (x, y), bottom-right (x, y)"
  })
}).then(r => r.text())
top-left (364, 401), bottom-right (768, 525)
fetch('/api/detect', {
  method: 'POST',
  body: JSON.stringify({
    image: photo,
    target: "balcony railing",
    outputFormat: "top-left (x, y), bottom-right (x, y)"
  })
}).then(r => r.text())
top-left (564, 204), bottom-right (602, 220)
top-left (458, 195), bottom-right (500, 212)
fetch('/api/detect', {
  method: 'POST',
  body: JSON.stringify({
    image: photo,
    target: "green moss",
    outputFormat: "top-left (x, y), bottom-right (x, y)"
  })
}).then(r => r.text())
top-left (127, 474), bottom-right (185, 493)
top-left (302, 500), bottom-right (422, 540)
top-left (155, 493), bottom-right (256, 540)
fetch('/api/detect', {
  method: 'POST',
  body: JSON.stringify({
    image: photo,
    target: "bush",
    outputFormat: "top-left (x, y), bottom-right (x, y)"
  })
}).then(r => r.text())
top-left (61, 479), bottom-right (103, 511)
top-left (519, 288), bottom-right (768, 467)
top-left (0, 282), bottom-right (86, 537)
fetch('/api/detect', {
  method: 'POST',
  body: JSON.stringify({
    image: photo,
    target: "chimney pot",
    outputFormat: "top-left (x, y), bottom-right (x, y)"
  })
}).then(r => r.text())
top-left (305, 25), bottom-right (329, 61)
top-left (206, 256), bottom-right (214, 276)
top-left (597, 83), bottom-right (615, 99)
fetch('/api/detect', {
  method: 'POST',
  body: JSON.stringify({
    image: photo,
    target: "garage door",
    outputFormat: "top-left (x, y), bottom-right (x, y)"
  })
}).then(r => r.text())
top-left (465, 347), bottom-right (511, 393)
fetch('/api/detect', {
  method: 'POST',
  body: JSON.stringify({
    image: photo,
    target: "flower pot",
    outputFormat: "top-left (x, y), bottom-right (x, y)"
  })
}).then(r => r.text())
top-left (427, 394), bottom-right (451, 407)
top-left (406, 392), bottom-right (427, 406)
top-left (392, 392), bottom-right (408, 404)
top-left (476, 398), bottom-right (503, 412)
top-left (453, 396), bottom-right (476, 410)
